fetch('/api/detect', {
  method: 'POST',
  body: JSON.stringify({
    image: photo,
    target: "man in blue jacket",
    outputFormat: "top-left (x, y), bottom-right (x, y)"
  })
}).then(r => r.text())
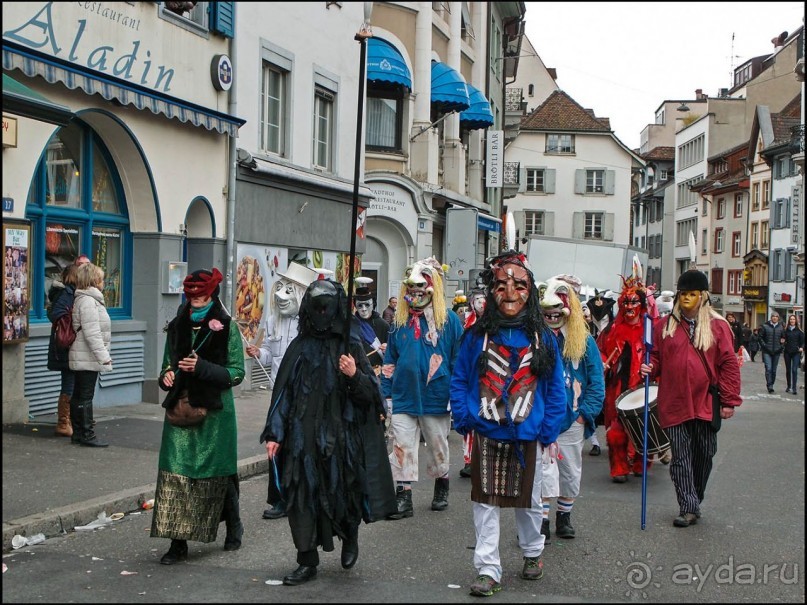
top-left (538, 274), bottom-right (604, 541)
top-left (450, 250), bottom-right (566, 597)
top-left (381, 257), bottom-right (463, 519)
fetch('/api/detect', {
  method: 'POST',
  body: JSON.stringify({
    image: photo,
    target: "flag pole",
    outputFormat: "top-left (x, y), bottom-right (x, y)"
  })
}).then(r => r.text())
top-left (641, 311), bottom-right (653, 530)
top-left (343, 9), bottom-right (372, 353)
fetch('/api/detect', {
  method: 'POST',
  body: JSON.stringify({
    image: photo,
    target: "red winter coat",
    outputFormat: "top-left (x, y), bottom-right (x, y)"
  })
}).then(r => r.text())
top-left (649, 316), bottom-right (742, 429)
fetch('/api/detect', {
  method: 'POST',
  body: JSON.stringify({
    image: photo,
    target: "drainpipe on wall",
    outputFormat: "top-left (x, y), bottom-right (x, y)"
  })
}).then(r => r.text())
top-left (224, 16), bottom-right (237, 307)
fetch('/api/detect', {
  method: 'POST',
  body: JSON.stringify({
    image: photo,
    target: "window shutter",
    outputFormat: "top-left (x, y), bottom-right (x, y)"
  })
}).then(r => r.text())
top-left (545, 169), bottom-right (556, 194)
top-left (572, 212), bottom-right (584, 238)
top-left (605, 169), bottom-right (616, 195)
top-left (518, 165), bottom-right (527, 193)
top-left (785, 197), bottom-right (791, 227)
top-left (545, 211), bottom-right (555, 236)
top-left (603, 213), bottom-right (615, 241)
top-left (515, 210), bottom-right (527, 240)
top-left (574, 170), bottom-right (585, 194)
top-left (209, 2), bottom-right (235, 38)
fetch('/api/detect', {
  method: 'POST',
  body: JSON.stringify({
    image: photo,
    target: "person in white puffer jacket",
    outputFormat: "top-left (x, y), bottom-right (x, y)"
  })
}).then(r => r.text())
top-left (68, 262), bottom-right (113, 447)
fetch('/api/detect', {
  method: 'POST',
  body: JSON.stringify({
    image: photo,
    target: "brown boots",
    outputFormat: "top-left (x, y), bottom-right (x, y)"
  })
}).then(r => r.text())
top-left (55, 393), bottom-right (72, 437)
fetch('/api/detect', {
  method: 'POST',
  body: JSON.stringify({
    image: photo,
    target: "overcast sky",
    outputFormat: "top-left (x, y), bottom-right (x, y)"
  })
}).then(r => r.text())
top-left (522, 2), bottom-right (804, 150)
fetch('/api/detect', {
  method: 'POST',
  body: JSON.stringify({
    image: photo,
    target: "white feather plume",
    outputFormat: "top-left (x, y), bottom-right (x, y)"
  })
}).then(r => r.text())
top-left (505, 211), bottom-right (516, 252)
top-left (688, 230), bottom-right (697, 264)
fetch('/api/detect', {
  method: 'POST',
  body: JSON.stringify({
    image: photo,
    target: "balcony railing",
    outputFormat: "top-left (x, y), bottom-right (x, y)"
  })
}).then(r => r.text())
top-left (792, 124), bottom-right (805, 154)
top-left (505, 87), bottom-right (523, 112)
top-left (503, 162), bottom-right (520, 187)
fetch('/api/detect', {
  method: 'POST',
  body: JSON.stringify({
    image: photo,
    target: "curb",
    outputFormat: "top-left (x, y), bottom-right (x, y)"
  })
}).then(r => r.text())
top-left (2, 454), bottom-right (268, 553)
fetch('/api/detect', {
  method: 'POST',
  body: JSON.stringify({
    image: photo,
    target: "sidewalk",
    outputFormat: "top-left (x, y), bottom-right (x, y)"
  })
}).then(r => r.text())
top-left (1, 386), bottom-right (274, 552)
top-left (2, 355), bottom-right (800, 552)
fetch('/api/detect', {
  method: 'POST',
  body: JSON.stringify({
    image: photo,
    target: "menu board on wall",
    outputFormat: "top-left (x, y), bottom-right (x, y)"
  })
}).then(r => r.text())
top-left (3, 220), bottom-right (31, 344)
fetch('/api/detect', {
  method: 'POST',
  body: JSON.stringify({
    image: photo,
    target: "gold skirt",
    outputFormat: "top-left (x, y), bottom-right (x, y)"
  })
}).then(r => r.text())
top-left (470, 436), bottom-right (537, 508)
top-left (150, 470), bottom-right (228, 543)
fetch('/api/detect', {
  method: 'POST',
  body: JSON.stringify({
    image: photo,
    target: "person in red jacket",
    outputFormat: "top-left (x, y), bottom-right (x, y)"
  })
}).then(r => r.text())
top-left (640, 269), bottom-right (742, 528)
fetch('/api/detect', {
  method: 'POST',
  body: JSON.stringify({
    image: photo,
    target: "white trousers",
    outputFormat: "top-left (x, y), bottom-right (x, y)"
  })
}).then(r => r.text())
top-left (542, 421), bottom-right (584, 499)
top-left (472, 443), bottom-right (545, 582)
top-left (388, 413), bottom-right (451, 482)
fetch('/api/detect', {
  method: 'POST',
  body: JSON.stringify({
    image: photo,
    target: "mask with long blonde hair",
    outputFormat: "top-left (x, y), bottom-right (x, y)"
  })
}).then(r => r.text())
top-left (394, 257), bottom-right (448, 345)
top-left (540, 275), bottom-right (588, 362)
top-left (662, 292), bottom-right (728, 351)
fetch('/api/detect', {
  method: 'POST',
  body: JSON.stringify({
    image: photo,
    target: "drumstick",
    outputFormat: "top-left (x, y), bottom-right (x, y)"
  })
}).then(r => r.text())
top-left (604, 347), bottom-right (620, 367)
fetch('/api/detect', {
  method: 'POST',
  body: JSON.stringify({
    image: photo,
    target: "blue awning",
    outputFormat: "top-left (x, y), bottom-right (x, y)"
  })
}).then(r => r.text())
top-left (430, 61), bottom-right (470, 113)
top-left (3, 41), bottom-right (245, 137)
top-left (460, 84), bottom-right (494, 130)
top-left (366, 38), bottom-right (411, 90)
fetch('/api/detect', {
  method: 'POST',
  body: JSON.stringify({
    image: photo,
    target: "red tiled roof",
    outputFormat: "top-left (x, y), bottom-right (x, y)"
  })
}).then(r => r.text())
top-left (521, 90), bottom-right (612, 132)
top-left (643, 146), bottom-right (675, 161)
top-left (779, 93), bottom-right (801, 119)
top-left (770, 115), bottom-right (800, 146)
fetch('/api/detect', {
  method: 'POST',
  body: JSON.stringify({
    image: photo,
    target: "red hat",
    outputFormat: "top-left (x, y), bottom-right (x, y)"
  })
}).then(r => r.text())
top-left (183, 268), bottom-right (223, 298)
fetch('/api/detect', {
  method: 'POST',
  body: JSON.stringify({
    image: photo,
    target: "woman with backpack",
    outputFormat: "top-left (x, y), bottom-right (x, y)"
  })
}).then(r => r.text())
top-left (69, 262), bottom-right (113, 447)
top-left (47, 264), bottom-right (80, 437)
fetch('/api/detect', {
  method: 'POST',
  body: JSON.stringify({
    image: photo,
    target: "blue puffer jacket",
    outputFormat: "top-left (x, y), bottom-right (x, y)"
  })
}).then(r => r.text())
top-left (381, 310), bottom-right (463, 415)
top-left (449, 327), bottom-right (566, 447)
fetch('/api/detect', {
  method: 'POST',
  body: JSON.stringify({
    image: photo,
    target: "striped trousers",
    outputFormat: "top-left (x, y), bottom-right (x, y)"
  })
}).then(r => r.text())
top-left (665, 420), bottom-right (717, 516)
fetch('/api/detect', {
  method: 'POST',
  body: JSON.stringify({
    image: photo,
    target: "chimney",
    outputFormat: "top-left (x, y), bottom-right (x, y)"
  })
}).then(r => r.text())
top-left (695, 88), bottom-right (706, 100)
top-left (771, 31), bottom-right (788, 49)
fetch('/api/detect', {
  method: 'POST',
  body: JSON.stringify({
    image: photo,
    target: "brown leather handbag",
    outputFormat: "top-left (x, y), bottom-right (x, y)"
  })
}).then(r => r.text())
top-left (165, 391), bottom-right (207, 427)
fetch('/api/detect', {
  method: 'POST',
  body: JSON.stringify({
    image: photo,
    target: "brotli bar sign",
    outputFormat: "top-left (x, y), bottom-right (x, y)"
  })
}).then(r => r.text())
top-left (486, 130), bottom-right (503, 188)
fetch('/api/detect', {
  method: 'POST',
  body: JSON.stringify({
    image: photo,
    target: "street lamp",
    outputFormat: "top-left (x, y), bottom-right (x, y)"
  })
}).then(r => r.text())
top-left (343, 2), bottom-right (373, 351)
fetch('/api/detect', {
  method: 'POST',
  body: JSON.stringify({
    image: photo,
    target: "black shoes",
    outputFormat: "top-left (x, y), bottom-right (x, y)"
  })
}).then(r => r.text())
top-left (459, 463), bottom-right (472, 478)
top-left (589, 445), bottom-right (601, 456)
top-left (612, 475), bottom-right (628, 483)
top-left (78, 437), bottom-right (109, 447)
top-left (340, 527), bottom-right (359, 569)
top-left (263, 501), bottom-right (287, 519)
top-left (673, 512), bottom-right (698, 527)
top-left (431, 478), bottom-right (449, 511)
top-left (555, 511), bottom-right (575, 539)
top-left (160, 539), bottom-right (188, 565)
top-left (283, 565), bottom-right (317, 586)
top-left (387, 486), bottom-right (413, 520)
top-left (540, 518), bottom-right (551, 544)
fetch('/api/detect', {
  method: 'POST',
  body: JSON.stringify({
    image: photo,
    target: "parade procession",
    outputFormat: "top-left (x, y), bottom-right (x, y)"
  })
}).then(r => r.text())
top-left (2, 1), bottom-right (804, 602)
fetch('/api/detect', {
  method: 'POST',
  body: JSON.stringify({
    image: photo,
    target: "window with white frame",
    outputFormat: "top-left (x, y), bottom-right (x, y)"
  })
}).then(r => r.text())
top-left (750, 221), bottom-right (759, 249)
top-left (785, 250), bottom-right (795, 281)
top-left (701, 228), bottom-right (708, 254)
top-left (762, 180), bottom-right (770, 209)
top-left (524, 211), bottom-right (544, 235)
top-left (659, 169), bottom-right (668, 181)
top-left (312, 86), bottom-right (334, 171)
top-left (716, 198), bottom-right (726, 219)
top-left (586, 170), bottom-right (605, 193)
top-left (752, 182), bottom-right (760, 211)
top-left (676, 218), bottom-right (697, 246)
top-left (526, 168), bottom-right (545, 193)
top-left (161, 1), bottom-right (208, 33)
top-left (677, 175), bottom-right (703, 208)
top-left (260, 63), bottom-right (288, 156)
top-left (772, 249), bottom-right (783, 281)
top-left (714, 228), bottom-right (724, 253)
top-left (734, 193), bottom-right (743, 217)
top-left (732, 231), bottom-right (741, 256)
top-left (761, 220), bottom-right (769, 249)
top-left (584, 212), bottom-right (603, 239)
top-left (773, 198), bottom-right (790, 229)
top-left (545, 133), bottom-right (575, 154)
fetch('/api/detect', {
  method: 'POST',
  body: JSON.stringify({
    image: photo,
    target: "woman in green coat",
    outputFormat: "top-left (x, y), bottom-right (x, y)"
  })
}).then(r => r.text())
top-left (151, 268), bottom-right (245, 565)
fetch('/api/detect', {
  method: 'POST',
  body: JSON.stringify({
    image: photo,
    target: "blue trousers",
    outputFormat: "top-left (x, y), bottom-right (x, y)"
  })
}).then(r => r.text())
top-left (762, 352), bottom-right (781, 390)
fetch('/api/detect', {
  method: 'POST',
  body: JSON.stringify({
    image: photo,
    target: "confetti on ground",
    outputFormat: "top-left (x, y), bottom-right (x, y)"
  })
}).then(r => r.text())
top-left (120, 571), bottom-right (138, 576)
top-left (264, 579), bottom-right (283, 586)
top-left (92, 557), bottom-right (103, 561)
top-left (447, 584), bottom-right (461, 589)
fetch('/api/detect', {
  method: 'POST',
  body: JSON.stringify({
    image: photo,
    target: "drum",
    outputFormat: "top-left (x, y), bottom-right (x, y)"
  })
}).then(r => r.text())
top-left (615, 383), bottom-right (670, 456)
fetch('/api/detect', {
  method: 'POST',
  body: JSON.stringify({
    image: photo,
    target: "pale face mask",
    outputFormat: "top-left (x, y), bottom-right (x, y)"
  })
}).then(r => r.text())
top-left (355, 299), bottom-right (374, 320)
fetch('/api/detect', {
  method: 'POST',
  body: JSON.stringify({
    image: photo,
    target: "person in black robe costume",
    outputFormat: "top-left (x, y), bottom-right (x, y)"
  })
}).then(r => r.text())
top-left (260, 278), bottom-right (395, 586)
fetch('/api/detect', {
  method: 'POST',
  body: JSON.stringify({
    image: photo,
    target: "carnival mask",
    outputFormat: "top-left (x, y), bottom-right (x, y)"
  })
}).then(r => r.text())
top-left (273, 279), bottom-right (301, 317)
top-left (492, 262), bottom-right (531, 317)
top-left (540, 276), bottom-right (573, 330)
top-left (471, 293), bottom-right (486, 316)
top-left (619, 293), bottom-right (643, 324)
top-left (305, 280), bottom-right (341, 333)
top-left (403, 260), bottom-right (439, 309)
top-left (355, 299), bottom-right (374, 320)
top-left (678, 290), bottom-right (702, 316)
